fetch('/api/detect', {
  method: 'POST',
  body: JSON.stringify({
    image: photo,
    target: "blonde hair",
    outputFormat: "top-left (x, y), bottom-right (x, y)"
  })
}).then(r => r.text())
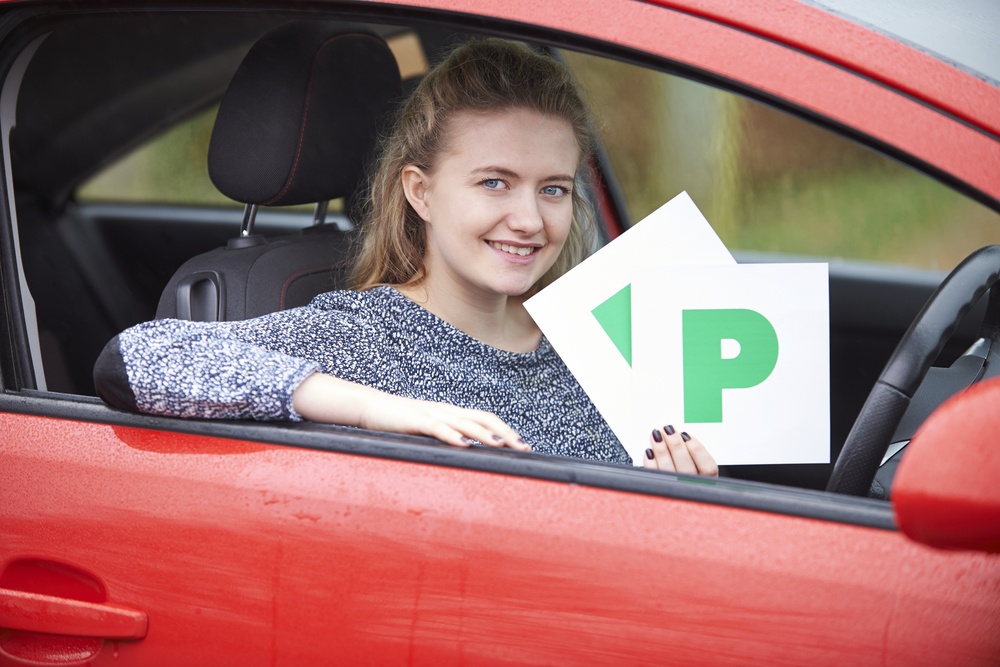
top-left (350, 38), bottom-right (597, 292)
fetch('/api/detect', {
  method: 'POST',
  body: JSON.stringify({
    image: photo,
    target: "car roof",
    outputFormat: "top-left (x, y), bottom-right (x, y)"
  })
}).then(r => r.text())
top-left (804, 0), bottom-right (1000, 85)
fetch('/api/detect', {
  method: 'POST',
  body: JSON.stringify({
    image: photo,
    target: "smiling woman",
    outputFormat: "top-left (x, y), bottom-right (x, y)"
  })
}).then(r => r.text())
top-left (91, 36), bottom-right (719, 471)
top-left (395, 108), bottom-right (579, 350)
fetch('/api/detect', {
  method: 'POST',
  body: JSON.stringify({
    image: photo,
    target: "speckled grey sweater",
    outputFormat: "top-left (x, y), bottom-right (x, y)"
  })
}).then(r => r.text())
top-left (95, 286), bottom-right (630, 464)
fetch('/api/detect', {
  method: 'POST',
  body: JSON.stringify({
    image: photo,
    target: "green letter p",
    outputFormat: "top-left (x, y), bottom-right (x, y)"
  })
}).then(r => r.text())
top-left (682, 309), bottom-right (778, 423)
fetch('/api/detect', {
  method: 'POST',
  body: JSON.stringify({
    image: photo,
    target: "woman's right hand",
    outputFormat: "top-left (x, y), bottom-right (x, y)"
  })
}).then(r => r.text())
top-left (292, 372), bottom-right (530, 451)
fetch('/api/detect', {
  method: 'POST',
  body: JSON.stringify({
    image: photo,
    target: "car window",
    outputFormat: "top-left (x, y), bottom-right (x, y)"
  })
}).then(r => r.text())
top-left (6, 11), bottom-right (995, 496)
top-left (562, 50), bottom-right (1000, 271)
top-left (74, 30), bottom-right (431, 213)
top-left (76, 102), bottom-right (246, 208)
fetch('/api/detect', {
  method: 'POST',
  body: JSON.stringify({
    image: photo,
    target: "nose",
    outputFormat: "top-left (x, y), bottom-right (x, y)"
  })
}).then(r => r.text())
top-left (505, 189), bottom-right (545, 236)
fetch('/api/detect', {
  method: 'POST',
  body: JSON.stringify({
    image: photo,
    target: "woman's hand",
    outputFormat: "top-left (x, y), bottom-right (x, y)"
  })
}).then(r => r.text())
top-left (292, 372), bottom-right (530, 451)
top-left (644, 425), bottom-right (718, 477)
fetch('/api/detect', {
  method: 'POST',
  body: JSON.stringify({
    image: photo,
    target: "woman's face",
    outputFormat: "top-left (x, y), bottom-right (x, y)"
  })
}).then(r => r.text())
top-left (402, 108), bottom-right (580, 301)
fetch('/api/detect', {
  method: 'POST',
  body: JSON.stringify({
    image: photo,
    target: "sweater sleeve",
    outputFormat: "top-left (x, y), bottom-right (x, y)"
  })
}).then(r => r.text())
top-left (93, 335), bottom-right (139, 412)
top-left (93, 294), bottom-right (383, 421)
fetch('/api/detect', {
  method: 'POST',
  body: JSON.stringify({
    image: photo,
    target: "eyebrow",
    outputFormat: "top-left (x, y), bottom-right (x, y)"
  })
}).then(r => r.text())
top-left (472, 166), bottom-right (575, 182)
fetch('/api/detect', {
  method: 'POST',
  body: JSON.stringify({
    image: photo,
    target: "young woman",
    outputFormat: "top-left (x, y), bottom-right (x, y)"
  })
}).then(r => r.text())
top-left (95, 39), bottom-right (717, 477)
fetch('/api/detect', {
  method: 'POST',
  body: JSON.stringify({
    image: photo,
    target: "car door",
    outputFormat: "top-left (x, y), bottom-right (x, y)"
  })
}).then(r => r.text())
top-left (6, 405), bottom-right (1000, 666)
top-left (2, 3), bottom-right (1000, 666)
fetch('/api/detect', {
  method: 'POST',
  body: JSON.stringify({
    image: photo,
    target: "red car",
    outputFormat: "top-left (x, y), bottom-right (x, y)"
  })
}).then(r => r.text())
top-left (2, 0), bottom-right (999, 665)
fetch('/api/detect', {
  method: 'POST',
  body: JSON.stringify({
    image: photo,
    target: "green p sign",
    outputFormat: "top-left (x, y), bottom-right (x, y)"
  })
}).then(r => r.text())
top-left (682, 309), bottom-right (778, 423)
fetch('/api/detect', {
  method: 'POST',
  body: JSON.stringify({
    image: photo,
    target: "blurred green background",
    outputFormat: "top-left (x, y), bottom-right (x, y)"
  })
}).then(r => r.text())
top-left (562, 50), bottom-right (1000, 270)
top-left (76, 103), bottom-right (329, 215)
top-left (78, 45), bottom-right (999, 272)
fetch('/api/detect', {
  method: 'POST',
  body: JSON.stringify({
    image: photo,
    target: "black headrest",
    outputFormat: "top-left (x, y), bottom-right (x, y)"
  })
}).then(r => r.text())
top-left (208, 21), bottom-right (401, 206)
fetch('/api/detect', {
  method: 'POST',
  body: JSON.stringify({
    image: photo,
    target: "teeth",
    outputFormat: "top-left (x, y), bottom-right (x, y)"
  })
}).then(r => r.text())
top-left (490, 241), bottom-right (535, 256)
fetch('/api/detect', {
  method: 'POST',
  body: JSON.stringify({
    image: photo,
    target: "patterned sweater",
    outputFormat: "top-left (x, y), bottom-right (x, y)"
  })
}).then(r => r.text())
top-left (95, 286), bottom-right (630, 464)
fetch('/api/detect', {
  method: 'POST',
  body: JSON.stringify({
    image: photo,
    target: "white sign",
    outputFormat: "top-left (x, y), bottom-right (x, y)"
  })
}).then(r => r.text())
top-left (631, 263), bottom-right (830, 465)
top-left (524, 192), bottom-right (734, 458)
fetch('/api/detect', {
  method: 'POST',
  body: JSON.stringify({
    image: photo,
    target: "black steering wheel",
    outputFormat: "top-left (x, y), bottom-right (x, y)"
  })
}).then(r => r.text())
top-left (826, 245), bottom-right (1000, 496)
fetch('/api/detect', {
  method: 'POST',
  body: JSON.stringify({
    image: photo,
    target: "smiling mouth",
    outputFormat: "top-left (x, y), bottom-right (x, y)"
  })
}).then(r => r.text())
top-left (488, 241), bottom-right (538, 257)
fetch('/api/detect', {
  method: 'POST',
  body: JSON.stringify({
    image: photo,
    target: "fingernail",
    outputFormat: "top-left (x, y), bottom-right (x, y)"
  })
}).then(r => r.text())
top-left (645, 448), bottom-right (654, 460)
top-left (492, 434), bottom-right (503, 442)
top-left (681, 432), bottom-right (691, 442)
top-left (460, 436), bottom-right (472, 445)
top-left (664, 425), bottom-right (675, 435)
top-left (651, 429), bottom-right (663, 442)
top-left (517, 438), bottom-right (527, 445)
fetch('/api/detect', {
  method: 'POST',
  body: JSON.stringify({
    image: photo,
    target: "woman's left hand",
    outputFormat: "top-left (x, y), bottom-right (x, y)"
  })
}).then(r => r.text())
top-left (644, 425), bottom-right (718, 477)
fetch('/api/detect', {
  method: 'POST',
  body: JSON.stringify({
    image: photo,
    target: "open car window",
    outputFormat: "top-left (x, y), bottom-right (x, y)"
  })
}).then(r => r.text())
top-left (3, 9), bottom-right (996, 495)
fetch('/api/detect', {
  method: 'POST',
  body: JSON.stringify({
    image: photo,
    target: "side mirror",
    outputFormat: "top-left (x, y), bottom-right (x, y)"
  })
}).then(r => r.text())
top-left (892, 376), bottom-right (1000, 553)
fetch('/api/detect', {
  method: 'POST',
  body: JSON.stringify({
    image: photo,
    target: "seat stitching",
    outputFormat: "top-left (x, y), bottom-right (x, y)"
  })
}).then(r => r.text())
top-left (261, 33), bottom-right (386, 206)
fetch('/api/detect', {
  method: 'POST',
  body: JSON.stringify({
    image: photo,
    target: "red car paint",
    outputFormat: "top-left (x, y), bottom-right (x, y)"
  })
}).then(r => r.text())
top-left (4, 413), bottom-right (999, 665)
top-left (647, 0), bottom-right (1000, 138)
top-left (894, 376), bottom-right (1000, 553)
top-left (1, 1), bottom-right (999, 664)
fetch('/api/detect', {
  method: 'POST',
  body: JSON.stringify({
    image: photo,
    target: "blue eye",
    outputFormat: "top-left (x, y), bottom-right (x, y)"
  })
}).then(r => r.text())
top-left (542, 185), bottom-right (568, 196)
top-left (483, 179), bottom-right (503, 189)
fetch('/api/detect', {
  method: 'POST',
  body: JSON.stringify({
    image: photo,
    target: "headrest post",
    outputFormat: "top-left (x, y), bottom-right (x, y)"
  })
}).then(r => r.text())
top-left (240, 203), bottom-right (258, 237)
top-left (312, 200), bottom-right (329, 226)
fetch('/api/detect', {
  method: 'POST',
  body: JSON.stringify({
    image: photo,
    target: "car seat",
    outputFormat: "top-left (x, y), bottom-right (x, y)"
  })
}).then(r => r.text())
top-left (156, 21), bottom-right (402, 321)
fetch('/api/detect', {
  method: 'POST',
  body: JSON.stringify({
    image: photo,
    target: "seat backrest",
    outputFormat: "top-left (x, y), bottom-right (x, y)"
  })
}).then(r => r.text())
top-left (156, 21), bottom-right (401, 321)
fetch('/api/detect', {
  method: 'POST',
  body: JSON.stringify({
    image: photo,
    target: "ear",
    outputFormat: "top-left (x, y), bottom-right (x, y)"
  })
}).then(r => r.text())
top-left (401, 164), bottom-right (432, 222)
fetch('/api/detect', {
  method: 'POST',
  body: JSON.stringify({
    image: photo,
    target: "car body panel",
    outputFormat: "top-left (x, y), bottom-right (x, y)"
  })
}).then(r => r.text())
top-left (0, 1), bottom-right (999, 664)
top-left (3, 411), bottom-right (1000, 665)
top-left (646, 0), bottom-right (1000, 138)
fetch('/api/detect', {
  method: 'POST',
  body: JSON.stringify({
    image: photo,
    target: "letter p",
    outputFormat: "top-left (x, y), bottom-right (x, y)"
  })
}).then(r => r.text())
top-left (682, 309), bottom-right (778, 423)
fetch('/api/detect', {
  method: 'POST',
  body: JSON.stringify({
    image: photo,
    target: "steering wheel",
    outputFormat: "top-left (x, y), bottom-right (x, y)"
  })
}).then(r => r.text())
top-left (826, 245), bottom-right (1000, 496)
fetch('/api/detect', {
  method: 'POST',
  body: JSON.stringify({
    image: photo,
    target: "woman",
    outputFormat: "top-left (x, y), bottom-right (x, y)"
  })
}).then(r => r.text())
top-left (95, 38), bottom-right (717, 477)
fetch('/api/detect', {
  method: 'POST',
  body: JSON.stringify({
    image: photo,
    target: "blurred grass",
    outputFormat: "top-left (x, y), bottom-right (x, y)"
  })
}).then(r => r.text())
top-left (733, 165), bottom-right (999, 270)
top-left (563, 50), bottom-right (999, 271)
top-left (77, 104), bottom-right (238, 207)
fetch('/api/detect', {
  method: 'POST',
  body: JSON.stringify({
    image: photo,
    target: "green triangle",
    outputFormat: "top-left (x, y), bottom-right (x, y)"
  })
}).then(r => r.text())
top-left (591, 283), bottom-right (631, 367)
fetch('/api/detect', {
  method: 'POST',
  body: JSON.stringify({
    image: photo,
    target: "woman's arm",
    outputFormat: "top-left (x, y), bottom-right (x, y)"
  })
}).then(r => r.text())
top-left (95, 312), bottom-right (529, 450)
top-left (292, 372), bottom-right (529, 450)
top-left (95, 317), bottom-right (320, 421)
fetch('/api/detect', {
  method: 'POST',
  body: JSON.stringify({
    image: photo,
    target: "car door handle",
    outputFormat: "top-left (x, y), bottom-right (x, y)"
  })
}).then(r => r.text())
top-left (0, 588), bottom-right (147, 639)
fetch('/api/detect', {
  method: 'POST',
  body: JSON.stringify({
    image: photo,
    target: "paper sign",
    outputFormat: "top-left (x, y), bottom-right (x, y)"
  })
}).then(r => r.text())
top-left (524, 192), bottom-right (734, 457)
top-left (631, 263), bottom-right (830, 465)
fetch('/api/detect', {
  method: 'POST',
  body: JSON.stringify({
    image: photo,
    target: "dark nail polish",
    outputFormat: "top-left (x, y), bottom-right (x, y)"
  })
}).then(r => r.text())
top-left (651, 429), bottom-right (663, 442)
top-left (492, 434), bottom-right (503, 442)
top-left (681, 432), bottom-right (691, 442)
top-left (517, 438), bottom-right (527, 445)
top-left (645, 448), bottom-right (655, 460)
top-left (460, 436), bottom-right (472, 444)
top-left (664, 425), bottom-right (675, 436)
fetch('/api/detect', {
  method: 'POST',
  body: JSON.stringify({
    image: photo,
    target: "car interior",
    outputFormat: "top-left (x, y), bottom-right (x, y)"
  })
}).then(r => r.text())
top-left (155, 20), bottom-right (401, 324)
top-left (5, 9), bottom-right (995, 493)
